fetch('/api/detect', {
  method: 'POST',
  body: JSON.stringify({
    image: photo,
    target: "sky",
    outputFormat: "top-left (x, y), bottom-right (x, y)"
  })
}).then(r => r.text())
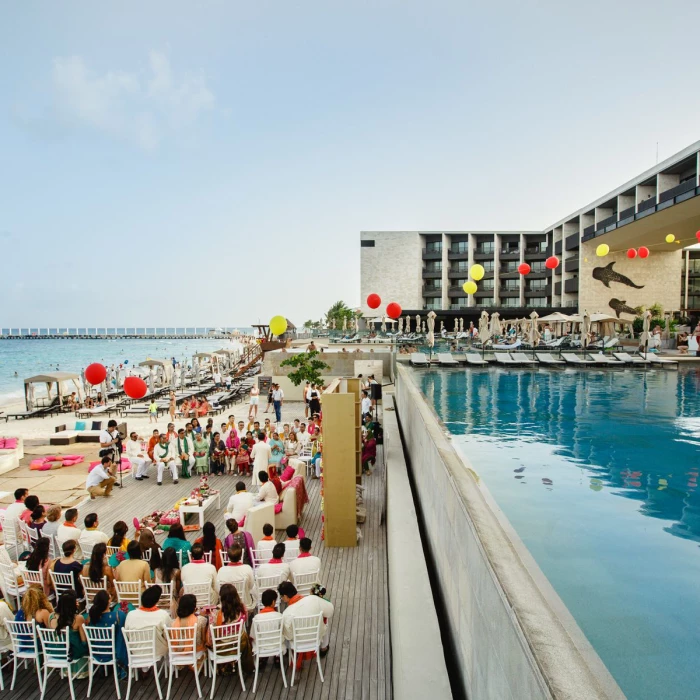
top-left (2, 0), bottom-right (700, 327)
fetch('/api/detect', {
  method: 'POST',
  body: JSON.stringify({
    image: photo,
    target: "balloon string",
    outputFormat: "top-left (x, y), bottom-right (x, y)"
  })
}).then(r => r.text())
top-left (600, 235), bottom-right (697, 255)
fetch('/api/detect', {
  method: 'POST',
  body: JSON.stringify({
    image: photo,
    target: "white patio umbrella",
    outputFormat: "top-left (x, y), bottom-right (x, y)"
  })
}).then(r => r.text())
top-left (478, 310), bottom-right (490, 343)
top-left (459, 318), bottom-right (464, 333)
top-left (192, 358), bottom-right (200, 386)
top-left (440, 321), bottom-right (444, 332)
top-left (148, 367), bottom-right (156, 395)
top-left (453, 318), bottom-right (458, 333)
top-left (582, 310), bottom-right (591, 348)
top-left (398, 317), bottom-right (404, 334)
top-left (355, 316), bottom-right (360, 333)
top-left (639, 309), bottom-right (653, 351)
top-left (381, 318), bottom-right (387, 333)
top-left (26, 382), bottom-right (35, 411)
top-left (115, 367), bottom-right (121, 391)
top-left (180, 366), bottom-right (187, 390)
top-left (80, 369), bottom-right (87, 395)
top-left (427, 311), bottom-right (437, 353)
top-left (528, 311), bottom-right (541, 348)
top-left (342, 317), bottom-right (347, 332)
top-left (490, 312), bottom-right (502, 339)
top-left (415, 315), bottom-right (421, 334)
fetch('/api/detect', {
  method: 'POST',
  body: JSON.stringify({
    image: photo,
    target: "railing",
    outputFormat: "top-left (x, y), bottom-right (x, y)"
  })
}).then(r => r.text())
top-left (583, 224), bottom-right (595, 236)
top-left (474, 247), bottom-right (495, 255)
top-left (596, 214), bottom-right (617, 231)
top-left (500, 249), bottom-right (520, 256)
top-left (659, 178), bottom-right (696, 203)
top-left (619, 205), bottom-right (635, 219)
top-left (638, 197), bottom-right (656, 212)
top-left (525, 246), bottom-right (548, 254)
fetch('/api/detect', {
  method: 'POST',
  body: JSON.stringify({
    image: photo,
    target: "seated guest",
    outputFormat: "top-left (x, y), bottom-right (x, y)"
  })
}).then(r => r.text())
top-left (362, 431), bottom-right (377, 475)
top-left (161, 523), bottom-right (192, 559)
top-left (249, 589), bottom-right (283, 652)
top-left (138, 528), bottom-right (162, 571)
top-left (25, 537), bottom-right (52, 596)
top-left (223, 519), bottom-right (248, 560)
top-left (50, 540), bottom-right (85, 598)
top-left (147, 429), bottom-right (160, 461)
top-left (255, 543), bottom-right (290, 583)
top-left (82, 543), bottom-right (116, 602)
top-left (154, 547), bottom-right (182, 616)
top-left (181, 543), bottom-right (218, 604)
top-left (86, 590), bottom-right (128, 672)
top-left (235, 445), bottom-right (251, 476)
top-left (209, 432), bottom-right (227, 475)
top-left (226, 482), bottom-right (254, 523)
top-left (29, 505), bottom-right (47, 534)
top-left (49, 590), bottom-right (88, 676)
top-left (257, 471), bottom-right (279, 506)
top-left (289, 538), bottom-right (322, 578)
top-left (56, 508), bottom-right (82, 556)
top-left (20, 495), bottom-right (40, 525)
top-left (125, 585), bottom-right (171, 659)
top-left (257, 523), bottom-right (276, 556)
top-left (278, 581), bottom-right (334, 655)
top-left (194, 522), bottom-right (223, 570)
top-left (15, 586), bottom-right (53, 627)
top-left (114, 541), bottom-right (152, 590)
top-left (192, 432), bottom-right (209, 475)
top-left (78, 512), bottom-right (109, 553)
top-left (171, 594), bottom-right (207, 655)
top-left (206, 583), bottom-right (253, 673)
top-left (108, 520), bottom-right (130, 552)
top-left (283, 525), bottom-right (303, 559)
top-left (216, 546), bottom-right (257, 613)
top-left (42, 505), bottom-right (62, 539)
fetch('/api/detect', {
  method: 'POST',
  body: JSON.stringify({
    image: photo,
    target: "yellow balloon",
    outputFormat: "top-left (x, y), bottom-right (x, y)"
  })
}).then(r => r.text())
top-left (463, 281), bottom-right (477, 295)
top-left (596, 244), bottom-right (609, 257)
top-left (470, 264), bottom-right (485, 281)
top-left (269, 315), bottom-right (288, 336)
top-left (665, 234), bottom-right (675, 243)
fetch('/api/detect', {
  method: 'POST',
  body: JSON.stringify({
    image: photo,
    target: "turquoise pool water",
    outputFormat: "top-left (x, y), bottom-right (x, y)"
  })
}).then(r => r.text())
top-left (419, 367), bottom-right (700, 700)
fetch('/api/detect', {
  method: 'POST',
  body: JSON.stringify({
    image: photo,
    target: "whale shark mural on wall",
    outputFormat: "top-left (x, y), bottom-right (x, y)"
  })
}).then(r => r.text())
top-left (592, 262), bottom-right (644, 289)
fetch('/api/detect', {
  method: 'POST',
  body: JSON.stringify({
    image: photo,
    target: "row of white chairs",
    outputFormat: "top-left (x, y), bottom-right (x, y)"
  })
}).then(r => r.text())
top-left (2, 611), bottom-right (325, 699)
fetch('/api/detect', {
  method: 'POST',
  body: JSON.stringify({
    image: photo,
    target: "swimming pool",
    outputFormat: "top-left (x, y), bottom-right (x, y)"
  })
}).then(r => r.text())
top-left (418, 366), bottom-right (700, 700)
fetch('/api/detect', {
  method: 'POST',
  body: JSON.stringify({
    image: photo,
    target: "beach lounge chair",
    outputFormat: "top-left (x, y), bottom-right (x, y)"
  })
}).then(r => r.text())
top-left (613, 352), bottom-right (649, 365)
top-left (586, 353), bottom-right (625, 366)
top-left (492, 340), bottom-right (522, 351)
top-left (494, 353), bottom-right (519, 366)
top-left (640, 353), bottom-right (679, 368)
top-left (410, 353), bottom-right (430, 367)
top-left (510, 352), bottom-right (538, 365)
top-left (437, 353), bottom-right (459, 366)
top-left (535, 352), bottom-right (565, 365)
top-left (464, 353), bottom-right (488, 366)
top-left (561, 353), bottom-right (591, 366)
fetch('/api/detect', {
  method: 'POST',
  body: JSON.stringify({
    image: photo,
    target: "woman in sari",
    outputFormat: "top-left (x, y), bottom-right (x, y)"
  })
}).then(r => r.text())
top-left (284, 430), bottom-right (299, 458)
top-left (81, 543), bottom-right (116, 602)
top-left (49, 590), bottom-right (88, 677)
top-left (25, 537), bottom-right (52, 596)
top-left (193, 432), bottom-right (210, 475)
top-left (194, 522), bottom-right (223, 570)
top-left (171, 594), bottom-right (207, 666)
top-left (206, 584), bottom-right (253, 674)
top-left (225, 431), bottom-right (240, 474)
top-left (85, 590), bottom-right (128, 674)
top-left (161, 523), bottom-right (192, 561)
top-left (209, 432), bottom-right (226, 476)
top-left (268, 431), bottom-right (285, 472)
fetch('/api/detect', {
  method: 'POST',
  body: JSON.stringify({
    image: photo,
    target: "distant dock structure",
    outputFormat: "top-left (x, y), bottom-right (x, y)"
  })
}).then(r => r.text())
top-left (0, 327), bottom-right (246, 340)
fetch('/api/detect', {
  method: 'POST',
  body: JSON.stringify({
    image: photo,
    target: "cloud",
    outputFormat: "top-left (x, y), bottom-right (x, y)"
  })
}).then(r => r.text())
top-left (51, 51), bottom-right (215, 150)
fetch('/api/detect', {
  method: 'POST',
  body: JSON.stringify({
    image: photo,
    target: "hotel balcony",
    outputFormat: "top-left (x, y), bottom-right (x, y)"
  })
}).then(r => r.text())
top-left (499, 268), bottom-right (520, 279)
top-left (447, 267), bottom-right (469, 279)
top-left (564, 233), bottom-right (579, 250)
top-left (564, 278), bottom-right (579, 294)
top-left (447, 248), bottom-right (469, 261)
top-left (554, 240), bottom-right (563, 255)
top-left (448, 286), bottom-right (467, 297)
top-left (499, 248), bottom-right (520, 260)
top-left (422, 269), bottom-right (443, 279)
top-left (449, 303), bottom-right (469, 310)
top-left (472, 248), bottom-right (496, 260)
top-left (565, 257), bottom-right (579, 273)
top-left (422, 287), bottom-right (443, 298)
top-left (524, 245), bottom-right (549, 260)
top-left (422, 248), bottom-right (443, 261)
top-left (554, 281), bottom-right (562, 295)
top-left (499, 288), bottom-right (521, 297)
top-left (474, 287), bottom-right (495, 297)
top-left (525, 286), bottom-right (551, 297)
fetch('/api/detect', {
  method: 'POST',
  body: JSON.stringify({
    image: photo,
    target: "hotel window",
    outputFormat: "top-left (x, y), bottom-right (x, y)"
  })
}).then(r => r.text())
top-left (425, 241), bottom-right (442, 253)
top-left (360, 240), bottom-right (375, 247)
top-left (530, 297), bottom-right (548, 308)
top-left (530, 261), bottom-right (546, 273)
top-left (475, 242), bottom-right (495, 254)
top-left (482, 260), bottom-right (495, 272)
top-left (527, 279), bottom-right (548, 291)
top-left (482, 279), bottom-right (495, 291)
top-left (451, 262), bottom-right (469, 272)
top-left (502, 279), bottom-right (520, 291)
top-left (425, 279), bottom-right (442, 290)
top-left (451, 299), bottom-right (469, 309)
top-left (455, 279), bottom-right (468, 288)
top-left (502, 298), bottom-right (520, 308)
top-left (476, 298), bottom-right (494, 307)
top-left (425, 301), bottom-right (442, 310)
top-left (451, 241), bottom-right (469, 254)
top-left (425, 261), bottom-right (442, 272)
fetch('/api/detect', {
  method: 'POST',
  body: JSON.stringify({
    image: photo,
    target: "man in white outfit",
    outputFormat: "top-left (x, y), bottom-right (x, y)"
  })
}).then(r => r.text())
top-left (225, 482), bottom-right (255, 523)
top-left (216, 545), bottom-right (258, 613)
top-left (250, 432), bottom-right (271, 488)
top-left (289, 537), bottom-right (322, 579)
top-left (175, 428), bottom-right (196, 478)
top-left (279, 581), bottom-right (334, 653)
top-left (153, 433), bottom-right (179, 485)
top-left (126, 432), bottom-right (152, 480)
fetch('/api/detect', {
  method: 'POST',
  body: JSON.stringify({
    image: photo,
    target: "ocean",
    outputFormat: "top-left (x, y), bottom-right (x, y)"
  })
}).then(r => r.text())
top-left (0, 337), bottom-right (250, 407)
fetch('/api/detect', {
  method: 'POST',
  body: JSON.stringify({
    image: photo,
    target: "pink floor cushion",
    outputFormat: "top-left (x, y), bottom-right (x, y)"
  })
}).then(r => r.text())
top-left (0, 438), bottom-right (18, 450)
top-left (274, 503), bottom-right (284, 514)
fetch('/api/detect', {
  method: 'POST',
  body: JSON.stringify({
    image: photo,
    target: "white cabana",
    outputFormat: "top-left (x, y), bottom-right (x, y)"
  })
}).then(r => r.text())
top-left (138, 358), bottom-right (174, 388)
top-left (23, 372), bottom-right (83, 411)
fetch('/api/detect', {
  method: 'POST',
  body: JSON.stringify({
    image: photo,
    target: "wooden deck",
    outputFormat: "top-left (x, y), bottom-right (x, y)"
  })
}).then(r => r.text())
top-left (0, 449), bottom-right (391, 700)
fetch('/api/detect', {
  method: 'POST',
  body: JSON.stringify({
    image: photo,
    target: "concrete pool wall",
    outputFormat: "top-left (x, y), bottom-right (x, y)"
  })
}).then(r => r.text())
top-left (394, 364), bottom-right (624, 700)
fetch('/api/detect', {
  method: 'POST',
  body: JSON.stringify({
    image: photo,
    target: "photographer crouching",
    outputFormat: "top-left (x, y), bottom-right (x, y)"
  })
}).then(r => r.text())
top-left (87, 419), bottom-right (121, 499)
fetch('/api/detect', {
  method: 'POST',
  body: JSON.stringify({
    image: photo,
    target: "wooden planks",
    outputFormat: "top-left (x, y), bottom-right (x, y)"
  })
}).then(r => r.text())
top-left (0, 443), bottom-right (391, 700)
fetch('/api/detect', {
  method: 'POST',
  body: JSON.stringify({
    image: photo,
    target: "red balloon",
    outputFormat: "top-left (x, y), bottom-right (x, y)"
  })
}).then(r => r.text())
top-left (124, 376), bottom-right (148, 400)
top-left (638, 246), bottom-right (650, 259)
top-left (626, 248), bottom-right (637, 259)
top-left (85, 363), bottom-right (107, 386)
top-left (518, 263), bottom-right (531, 275)
top-left (545, 256), bottom-right (560, 270)
top-left (386, 302), bottom-right (402, 320)
top-left (367, 293), bottom-right (381, 309)
top-left (696, 230), bottom-right (700, 242)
